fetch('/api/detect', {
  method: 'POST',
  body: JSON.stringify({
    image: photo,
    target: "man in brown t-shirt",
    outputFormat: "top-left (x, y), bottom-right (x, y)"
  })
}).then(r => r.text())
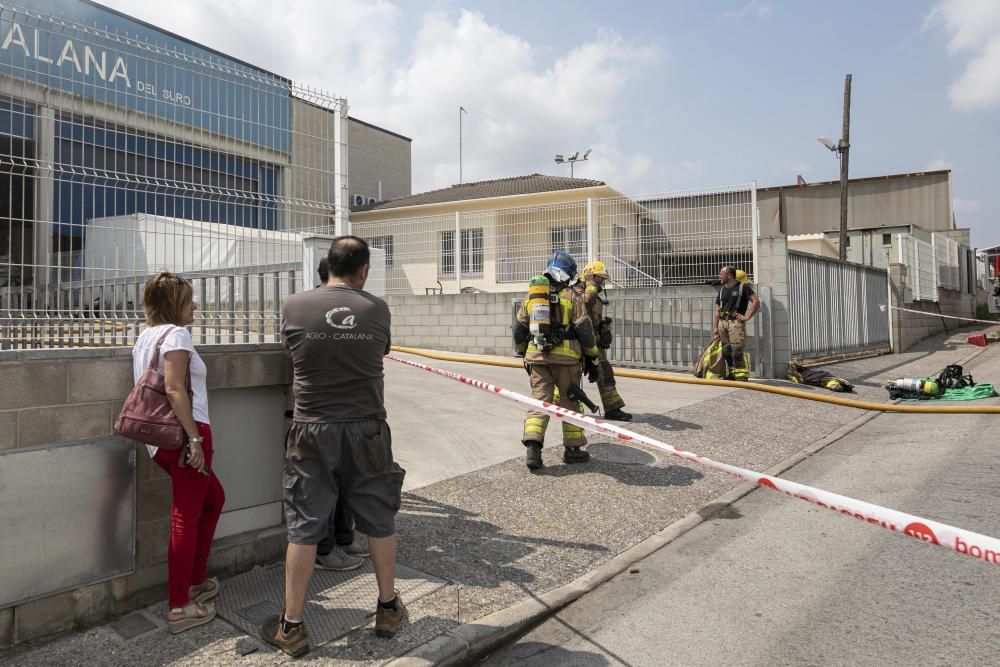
top-left (262, 237), bottom-right (406, 657)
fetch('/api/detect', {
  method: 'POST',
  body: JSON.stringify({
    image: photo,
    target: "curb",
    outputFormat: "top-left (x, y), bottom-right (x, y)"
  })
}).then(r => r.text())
top-left (386, 344), bottom-right (995, 666)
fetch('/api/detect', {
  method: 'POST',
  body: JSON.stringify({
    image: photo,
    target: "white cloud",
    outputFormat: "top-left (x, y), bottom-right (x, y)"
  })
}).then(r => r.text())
top-left (101, 1), bottom-right (667, 195)
top-left (926, 0), bottom-right (1000, 110)
top-left (724, 2), bottom-right (771, 20)
top-left (923, 159), bottom-right (954, 171)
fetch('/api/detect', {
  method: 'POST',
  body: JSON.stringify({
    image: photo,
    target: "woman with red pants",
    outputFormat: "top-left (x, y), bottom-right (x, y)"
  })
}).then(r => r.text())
top-left (132, 272), bottom-right (226, 633)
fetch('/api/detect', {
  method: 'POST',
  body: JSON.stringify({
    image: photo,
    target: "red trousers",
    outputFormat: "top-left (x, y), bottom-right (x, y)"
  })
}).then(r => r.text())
top-left (153, 422), bottom-right (226, 608)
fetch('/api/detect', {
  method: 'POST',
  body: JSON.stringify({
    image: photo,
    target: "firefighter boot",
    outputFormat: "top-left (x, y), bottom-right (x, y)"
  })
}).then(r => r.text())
top-left (604, 407), bottom-right (632, 421)
top-left (525, 442), bottom-right (544, 470)
top-left (563, 446), bottom-right (591, 464)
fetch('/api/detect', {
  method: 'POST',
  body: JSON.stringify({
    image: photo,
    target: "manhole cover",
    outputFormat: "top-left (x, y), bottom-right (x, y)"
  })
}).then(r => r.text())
top-left (215, 561), bottom-right (446, 648)
top-left (588, 442), bottom-right (657, 466)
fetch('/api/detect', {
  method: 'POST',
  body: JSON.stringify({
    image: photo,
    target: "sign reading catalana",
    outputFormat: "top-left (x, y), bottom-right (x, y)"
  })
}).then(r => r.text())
top-left (1, 21), bottom-right (192, 107)
top-left (0, 1), bottom-right (291, 152)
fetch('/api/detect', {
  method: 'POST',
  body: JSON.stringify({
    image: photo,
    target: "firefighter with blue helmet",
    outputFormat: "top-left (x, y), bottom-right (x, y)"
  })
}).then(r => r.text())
top-left (513, 251), bottom-right (600, 470)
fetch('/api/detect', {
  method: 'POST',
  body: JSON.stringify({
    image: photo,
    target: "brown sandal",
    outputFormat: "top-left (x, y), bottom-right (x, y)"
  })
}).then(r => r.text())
top-left (190, 577), bottom-right (220, 604)
top-left (166, 601), bottom-right (216, 634)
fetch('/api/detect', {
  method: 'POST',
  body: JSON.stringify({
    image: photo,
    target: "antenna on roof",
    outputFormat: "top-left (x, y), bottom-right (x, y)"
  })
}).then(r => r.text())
top-left (554, 149), bottom-right (591, 178)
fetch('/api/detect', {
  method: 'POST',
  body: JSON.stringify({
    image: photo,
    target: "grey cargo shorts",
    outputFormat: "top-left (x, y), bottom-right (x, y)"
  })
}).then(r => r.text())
top-left (283, 419), bottom-right (405, 544)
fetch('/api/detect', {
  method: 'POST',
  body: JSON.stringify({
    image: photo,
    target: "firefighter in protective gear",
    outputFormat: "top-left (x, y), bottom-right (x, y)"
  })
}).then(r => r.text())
top-left (513, 251), bottom-right (600, 470)
top-left (713, 266), bottom-right (760, 381)
top-left (574, 260), bottom-right (631, 420)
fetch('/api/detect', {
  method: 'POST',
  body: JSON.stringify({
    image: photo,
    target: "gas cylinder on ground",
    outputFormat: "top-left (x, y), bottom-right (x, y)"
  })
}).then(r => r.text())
top-left (885, 378), bottom-right (940, 396)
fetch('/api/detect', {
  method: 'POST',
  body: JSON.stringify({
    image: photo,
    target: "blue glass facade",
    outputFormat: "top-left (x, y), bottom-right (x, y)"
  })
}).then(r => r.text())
top-left (0, 0), bottom-right (289, 261)
top-left (53, 114), bottom-right (279, 236)
top-left (0, 0), bottom-right (292, 152)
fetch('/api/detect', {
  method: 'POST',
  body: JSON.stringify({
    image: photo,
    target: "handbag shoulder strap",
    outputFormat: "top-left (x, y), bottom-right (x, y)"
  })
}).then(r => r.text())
top-left (147, 327), bottom-right (175, 371)
top-left (148, 327), bottom-right (193, 393)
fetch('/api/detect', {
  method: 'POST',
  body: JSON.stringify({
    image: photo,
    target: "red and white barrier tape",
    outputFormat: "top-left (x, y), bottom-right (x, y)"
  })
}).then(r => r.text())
top-left (389, 354), bottom-right (1000, 566)
top-left (879, 304), bottom-right (1000, 327)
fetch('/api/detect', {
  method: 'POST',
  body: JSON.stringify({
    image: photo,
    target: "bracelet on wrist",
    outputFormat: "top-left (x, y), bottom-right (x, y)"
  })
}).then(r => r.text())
top-left (188, 436), bottom-right (203, 445)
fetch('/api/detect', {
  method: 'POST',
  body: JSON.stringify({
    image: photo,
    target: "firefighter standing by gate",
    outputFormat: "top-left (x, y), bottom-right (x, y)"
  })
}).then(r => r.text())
top-left (712, 266), bottom-right (759, 380)
top-left (513, 251), bottom-right (600, 470)
top-left (574, 261), bottom-right (632, 421)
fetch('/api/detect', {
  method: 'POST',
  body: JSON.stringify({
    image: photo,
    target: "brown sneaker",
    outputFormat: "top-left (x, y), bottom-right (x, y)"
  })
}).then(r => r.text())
top-left (260, 613), bottom-right (310, 658)
top-left (374, 592), bottom-right (406, 638)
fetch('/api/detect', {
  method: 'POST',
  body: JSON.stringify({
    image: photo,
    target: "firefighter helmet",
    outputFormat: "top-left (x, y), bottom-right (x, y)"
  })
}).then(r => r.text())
top-left (583, 260), bottom-right (609, 278)
top-left (545, 251), bottom-right (578, 285)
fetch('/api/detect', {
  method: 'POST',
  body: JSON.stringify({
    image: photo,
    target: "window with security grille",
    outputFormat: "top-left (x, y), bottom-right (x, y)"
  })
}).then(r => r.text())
top-left (370, 235), bottom-right (394, 268)
top-left (550, 226), bottom-right (586, 263)
top-left (439, 228), bottom-right (483, 276)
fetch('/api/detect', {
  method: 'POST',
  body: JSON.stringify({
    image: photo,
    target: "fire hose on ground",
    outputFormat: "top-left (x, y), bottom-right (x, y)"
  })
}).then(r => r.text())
top-left (389, 346), bottom-right (1000, 415)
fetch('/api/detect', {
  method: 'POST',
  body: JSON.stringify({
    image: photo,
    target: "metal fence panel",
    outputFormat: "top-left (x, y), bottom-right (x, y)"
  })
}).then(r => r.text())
top-left (0, 1), bottom-right (346, 349)
top-left (932, 233), bottom-right (960, 291)
top-left (789, 251), bottom-right (890, 358)
top-left (896, 234), bottom-right (938, 302)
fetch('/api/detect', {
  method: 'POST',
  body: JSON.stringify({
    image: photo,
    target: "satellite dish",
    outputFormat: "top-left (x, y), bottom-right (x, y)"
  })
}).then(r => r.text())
top-left (818, 137), bottom-right (836, 151)
top-left (583, 149), bottom-right (592, 159)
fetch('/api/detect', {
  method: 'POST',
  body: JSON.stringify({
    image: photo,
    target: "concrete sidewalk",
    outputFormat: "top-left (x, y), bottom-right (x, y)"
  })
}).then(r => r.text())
top-left (6, 330), bottom-right (994, 666)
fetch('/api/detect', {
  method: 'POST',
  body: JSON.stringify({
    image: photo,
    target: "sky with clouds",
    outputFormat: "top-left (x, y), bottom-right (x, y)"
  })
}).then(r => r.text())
top-left (101, 0), bottom-right (999, 246)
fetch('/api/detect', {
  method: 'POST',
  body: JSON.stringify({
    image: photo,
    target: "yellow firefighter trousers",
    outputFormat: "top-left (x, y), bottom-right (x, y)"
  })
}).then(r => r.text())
top-left (596, 348), bottom-right (625, 411)
top-left (522, 363), bottom-right (587, 448)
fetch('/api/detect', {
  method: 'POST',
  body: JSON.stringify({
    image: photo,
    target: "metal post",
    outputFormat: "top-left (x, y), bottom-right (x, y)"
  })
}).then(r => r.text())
top-left (838, 74), bottom-right (852, 261)
top-left (750, 181), bottom-right (759, 278)
top-left (334, 103), bottom-right (351, 236)
top-left (455, 212), bottom-right (462, 293)
top-left (886, 268), bottom-right (895, 352)
top-left (33, 107), bottom-right (56, 293)
top-left (586, 197), bottom-right (596, 263)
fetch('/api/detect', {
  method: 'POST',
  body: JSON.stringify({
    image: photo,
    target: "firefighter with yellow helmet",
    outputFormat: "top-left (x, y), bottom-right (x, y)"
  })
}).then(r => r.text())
top-left (513, 251), bottom-right (600, 470)
top-left (574, 260), bottom-right (632, 420)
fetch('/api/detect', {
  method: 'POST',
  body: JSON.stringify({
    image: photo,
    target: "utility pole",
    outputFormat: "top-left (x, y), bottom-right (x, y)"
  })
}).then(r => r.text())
top-left (839, 74), bottom-right (851, 261)
top-left (459, 106), bottom-right (468, 183)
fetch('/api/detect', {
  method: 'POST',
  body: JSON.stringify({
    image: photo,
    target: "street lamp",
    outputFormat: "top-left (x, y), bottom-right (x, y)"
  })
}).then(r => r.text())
top-left (554, 148), bottom-right (591, 177)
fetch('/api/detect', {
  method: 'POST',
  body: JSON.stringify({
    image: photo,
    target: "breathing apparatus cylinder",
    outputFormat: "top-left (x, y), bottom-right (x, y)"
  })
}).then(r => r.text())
top-left (527, 274), bottom-right (551, 349)
top-left (885, 378), bottom-right (940, 396)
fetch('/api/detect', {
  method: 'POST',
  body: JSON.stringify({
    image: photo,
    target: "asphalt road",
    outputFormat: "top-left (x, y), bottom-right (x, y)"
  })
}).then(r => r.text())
top-left (485, 346), bottom-right (1000, 666)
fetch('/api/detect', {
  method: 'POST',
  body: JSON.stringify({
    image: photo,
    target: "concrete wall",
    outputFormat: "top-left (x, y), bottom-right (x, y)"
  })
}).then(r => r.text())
top-left (387, 284), bottom-right (730, 360)
top-left (753, 236), bottom-right (791, 377)
top-left (348, 118), bottom-right (412, 203)
top-left (0, 345), bottom-right (291, 647)
top-left (888, 263), bottom-right (977, 352)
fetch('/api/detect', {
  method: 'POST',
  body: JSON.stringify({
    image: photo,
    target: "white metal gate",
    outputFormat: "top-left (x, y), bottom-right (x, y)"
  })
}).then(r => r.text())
top-left (788, 251), bottom-right (890, 358)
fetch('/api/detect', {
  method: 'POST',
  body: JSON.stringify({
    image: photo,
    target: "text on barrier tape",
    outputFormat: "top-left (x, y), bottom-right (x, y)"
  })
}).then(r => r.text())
top-left (388, 354), bottom-right (1000, 566)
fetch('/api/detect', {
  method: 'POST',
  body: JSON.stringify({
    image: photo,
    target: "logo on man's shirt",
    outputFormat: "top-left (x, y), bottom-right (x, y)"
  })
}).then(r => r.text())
top-left (325, 307), bottom-right (357, 330)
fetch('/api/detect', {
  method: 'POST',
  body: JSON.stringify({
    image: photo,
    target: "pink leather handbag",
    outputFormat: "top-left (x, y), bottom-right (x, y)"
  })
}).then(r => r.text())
top-left (114, 328), bottom-right (191, 449)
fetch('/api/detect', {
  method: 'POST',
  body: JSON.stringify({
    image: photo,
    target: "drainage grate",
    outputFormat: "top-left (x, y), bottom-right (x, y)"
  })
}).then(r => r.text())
top-left (215, 561), bottom-right (446, 648)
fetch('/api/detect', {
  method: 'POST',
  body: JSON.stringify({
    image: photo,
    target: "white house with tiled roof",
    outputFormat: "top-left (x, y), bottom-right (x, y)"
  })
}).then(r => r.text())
top-left (350, 174), bottom-right (643, 294)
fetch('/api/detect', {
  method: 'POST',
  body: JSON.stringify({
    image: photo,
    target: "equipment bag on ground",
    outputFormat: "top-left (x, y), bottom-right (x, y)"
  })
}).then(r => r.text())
top-left (693, 337), bottom-right (727, 379)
